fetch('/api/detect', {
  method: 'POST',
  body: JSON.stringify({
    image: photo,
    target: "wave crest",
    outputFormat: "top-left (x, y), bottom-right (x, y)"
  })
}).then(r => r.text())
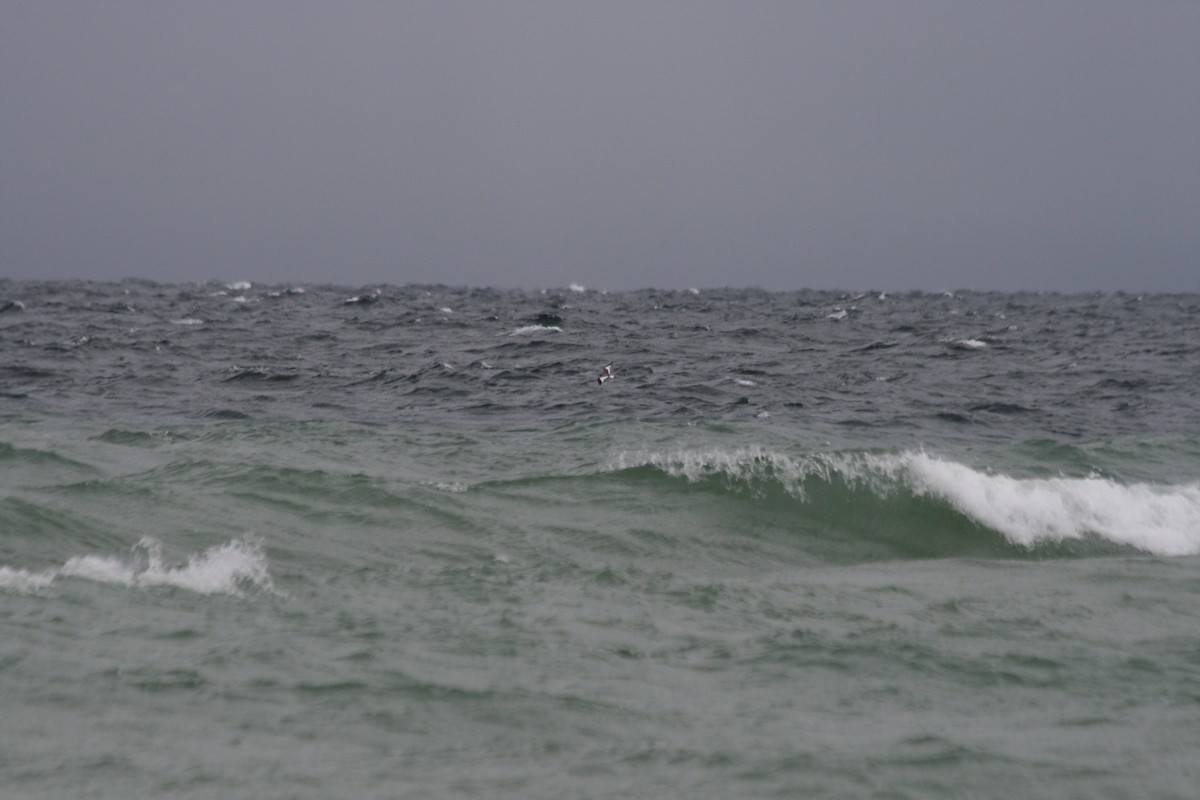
top-left (611, 448), bottom-right (1200, 557)
top-left (900, 452), bottom-right (1200, 556)
top-left (0, 537), bottom-right (275, 596)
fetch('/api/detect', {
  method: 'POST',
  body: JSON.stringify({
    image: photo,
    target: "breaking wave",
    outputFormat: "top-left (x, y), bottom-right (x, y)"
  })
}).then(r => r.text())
top-left (609, 448), bottom-right (1200, 557)
top-left (0, 537), bottom-right (275, 596)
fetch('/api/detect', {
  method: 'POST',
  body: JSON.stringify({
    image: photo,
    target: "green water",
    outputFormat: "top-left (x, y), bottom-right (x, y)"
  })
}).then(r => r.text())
top-left (2, 284), bottom-right (1199, 797)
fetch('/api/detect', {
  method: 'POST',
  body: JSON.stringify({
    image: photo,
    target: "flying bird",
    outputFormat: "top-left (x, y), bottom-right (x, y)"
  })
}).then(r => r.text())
top-left (597, 362), bottom-right (614, 385)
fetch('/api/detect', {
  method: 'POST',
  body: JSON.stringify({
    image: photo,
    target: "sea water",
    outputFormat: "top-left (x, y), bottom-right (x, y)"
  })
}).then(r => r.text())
top-left (1, 281), bottom-right (1198, 798)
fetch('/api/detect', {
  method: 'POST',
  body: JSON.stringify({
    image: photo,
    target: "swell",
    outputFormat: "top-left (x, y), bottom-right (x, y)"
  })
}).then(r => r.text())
top-left (6, 424), bottom-right (1198, 574)
top-left (655, 448), bottom-right (1200, 557)
top-left (0, 441), bottom-right (101, 477)
top-left (471, 447), bottom-right (1200, 560)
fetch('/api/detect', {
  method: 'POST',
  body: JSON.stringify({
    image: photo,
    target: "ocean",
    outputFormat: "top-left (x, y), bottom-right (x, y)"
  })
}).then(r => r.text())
top-left (1, 280), bottom-right (1198, 799)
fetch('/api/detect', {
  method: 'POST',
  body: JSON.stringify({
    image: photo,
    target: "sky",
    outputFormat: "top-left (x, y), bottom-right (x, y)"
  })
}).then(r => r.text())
top-left (2, 1), bottom-right (1197, 292)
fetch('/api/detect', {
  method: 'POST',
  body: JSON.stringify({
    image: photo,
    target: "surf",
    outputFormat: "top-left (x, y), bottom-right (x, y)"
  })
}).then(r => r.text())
top-left (0, 536), bottom-right (275, 596)
top-left (602, 447), bottom-right (1200, 558)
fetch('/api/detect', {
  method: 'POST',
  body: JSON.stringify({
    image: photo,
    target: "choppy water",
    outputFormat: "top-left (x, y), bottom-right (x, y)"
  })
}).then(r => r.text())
top-left (2, 280), bottom-right (1199, 798)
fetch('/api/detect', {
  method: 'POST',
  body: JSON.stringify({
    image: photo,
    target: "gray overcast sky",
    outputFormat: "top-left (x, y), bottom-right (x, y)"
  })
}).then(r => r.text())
top-left (2, 2), bottom-right (1197, 291)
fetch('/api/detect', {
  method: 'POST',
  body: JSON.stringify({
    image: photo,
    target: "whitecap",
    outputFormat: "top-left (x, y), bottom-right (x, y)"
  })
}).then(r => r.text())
top-left (815, 450), bottom-right (1200, 556)
top-left (427, 481), bottom-right (468, 493)
top-left (827, 309), bottom-right (848, 320)
top-left (344, 289), bottom-right (382, 305)
top-left (226, 281), bottom-right (252, 291)
top-left (608, 447), bottom-right (1200, 557)
top-left (509, 325), bottom-right (562, 336)
top-left (0, 566), bottom-right (57, 592)
top-left (893, 453), bottom-right (1200, 556)
top-left (171, 318), bottom-right (204, 326)
top-left (734, 378), bottom-right (757, 387)
top-left (569, 283), bottom-right (587, 293)
top-left (0, 537), bottom-right (275, 596)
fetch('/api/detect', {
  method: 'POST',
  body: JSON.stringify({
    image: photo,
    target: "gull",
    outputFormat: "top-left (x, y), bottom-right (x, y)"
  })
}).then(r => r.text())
top-left (597, 362), bottom-right (614, 385)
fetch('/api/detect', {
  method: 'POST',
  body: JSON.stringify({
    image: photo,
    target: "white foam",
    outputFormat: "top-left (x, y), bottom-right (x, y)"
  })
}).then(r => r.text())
top-left (827, 309), bottom-right (848, 320)
top-left (171, 318), bottom-right (204, 326)
top-left (427, 480), bottom-right (468, 493)
top-left (610, 447), bottom-right (1200, 556)
top-left (569, 283), bottom-right (587, 293)
top-left (0, 537), bottom-right (275, 596)
top-left (0, 566), bottom-right (57, 592)
top-left (509, 325), bottom-right (562, 336)
top-left (896, 453), bottom-right (1200, 556)
top-left (734, 378), bottom-right (757, 387)
top-left (226, 281), bottom-right (252, 291)
top-left (60, 553), bottom-right (138, 585)
top-left (344, 289), bottom-right (382, 304)
top-left (953, 338), bottom-right (988, 349)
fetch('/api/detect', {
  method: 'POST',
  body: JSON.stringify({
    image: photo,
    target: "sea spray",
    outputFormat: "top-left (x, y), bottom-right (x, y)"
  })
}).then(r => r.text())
top-left (0, 536), bottom-right (275, 595)
top-left (900, 452), bottom-right (1200, 555)
top-left (609, 447), bottom-right (1200, 556)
